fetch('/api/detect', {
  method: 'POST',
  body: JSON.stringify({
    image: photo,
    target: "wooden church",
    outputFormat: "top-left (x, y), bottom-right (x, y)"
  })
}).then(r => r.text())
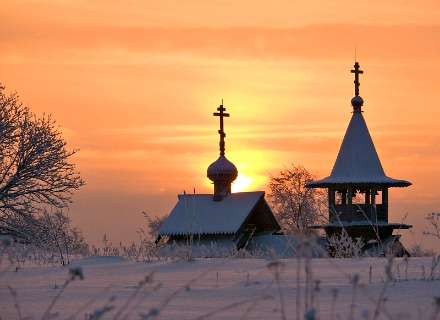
top-left (306, 62), bottom-right (412, 256)
top-left (158, 102), bottom-right (281, 250)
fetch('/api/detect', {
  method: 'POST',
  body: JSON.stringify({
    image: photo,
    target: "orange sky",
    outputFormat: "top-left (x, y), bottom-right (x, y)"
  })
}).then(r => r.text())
top-left (1, 1), bottom-right (440, 250)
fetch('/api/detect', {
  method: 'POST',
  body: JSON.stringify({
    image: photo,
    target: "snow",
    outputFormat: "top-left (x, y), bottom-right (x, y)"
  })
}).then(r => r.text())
top-left (71, 255), bottom-right (127, 265)
top-left (307, 112), bottom-right (411, 187)
top-left (207, 155), bottom-right (238, 179)
top-left (248, 234), bottom-right (325, 257)
top-left (159, 192), bottom-right (265, 236)
top-left (1, 256), bottom-right (439, 319)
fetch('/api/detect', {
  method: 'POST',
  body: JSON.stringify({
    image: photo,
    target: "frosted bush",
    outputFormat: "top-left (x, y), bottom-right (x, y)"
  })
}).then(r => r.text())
top-left (424, 212), bottom-right (440, 240)
top-left (327, 230), bottom-right (364, 258)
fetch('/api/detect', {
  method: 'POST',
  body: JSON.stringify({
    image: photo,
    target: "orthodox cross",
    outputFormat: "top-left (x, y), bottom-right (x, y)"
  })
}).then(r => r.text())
top-left (351, 62), bottom-right (363, 97)
top-left (213, 99), bottom-right (229, 156)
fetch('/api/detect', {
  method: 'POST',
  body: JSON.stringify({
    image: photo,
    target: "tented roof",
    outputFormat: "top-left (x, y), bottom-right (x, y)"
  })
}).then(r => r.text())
top-left (307, 111), bottom-right (411, 188)
top-left (159, 191), bottom-right (274, 236)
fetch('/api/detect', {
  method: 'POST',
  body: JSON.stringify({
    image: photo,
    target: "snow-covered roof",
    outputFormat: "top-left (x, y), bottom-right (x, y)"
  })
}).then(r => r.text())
top-left (207, 155), bottom-right (238, 182)
top-left (159, 191), bottom-right (268, 236)
top-left (307, 111), bottom-right (411, 188)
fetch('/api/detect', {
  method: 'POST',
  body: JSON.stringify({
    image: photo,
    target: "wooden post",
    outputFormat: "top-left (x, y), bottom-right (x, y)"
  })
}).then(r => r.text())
top-left (348, 186), bottom-right (353, 205)
top-left (371, 188), bottom-right (376, 205)
top-left (365, 189), bottom-right (371, 205)
top-left (328, 188), bottom-right (335, 221)
top-left (341, 189), bottom-right (347, 205)
top-left (382, 188), bottom-right (388, 204)
top-left (382, 187), bottom-right (389, 221)
top-left (328, 188), bottom-right (335, 208)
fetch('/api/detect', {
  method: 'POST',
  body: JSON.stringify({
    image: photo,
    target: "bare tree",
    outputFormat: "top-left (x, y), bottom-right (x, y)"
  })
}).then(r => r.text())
top-left (424, 212), bottom-right (440, 240)
top-left (0, 84), bottom-right (84, 243)
top-left (268, 165), bottom-right (326, 233)
top-left (142, 211), bottom-right (167, 239)
top-left (37, 211), bottom-right (88, 264)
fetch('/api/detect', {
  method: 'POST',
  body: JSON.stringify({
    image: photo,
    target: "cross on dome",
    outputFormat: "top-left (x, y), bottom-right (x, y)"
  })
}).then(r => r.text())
top-left (213, 99), bottom-right (230, 156)
top-left (207, 100), bottom-right (237, 200)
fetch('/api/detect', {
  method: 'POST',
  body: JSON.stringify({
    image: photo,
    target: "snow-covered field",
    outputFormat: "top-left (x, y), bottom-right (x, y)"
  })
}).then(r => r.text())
top-left (1, 256), bottom-right (439, 319)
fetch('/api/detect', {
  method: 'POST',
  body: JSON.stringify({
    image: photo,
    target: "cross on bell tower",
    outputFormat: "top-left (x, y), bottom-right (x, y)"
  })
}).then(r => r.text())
top-left (351, 62), bottom-right (363, 96)
top-left (213, 99), bottom-right (230, 156)
top-left (350, 62), bottom-right (365, 112)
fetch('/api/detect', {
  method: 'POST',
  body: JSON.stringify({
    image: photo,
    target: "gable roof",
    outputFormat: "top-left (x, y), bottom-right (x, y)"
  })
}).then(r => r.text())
top-left (307, 111), bottom-right (411, 188)
top-left (158, 191), bottom-right (275, 236)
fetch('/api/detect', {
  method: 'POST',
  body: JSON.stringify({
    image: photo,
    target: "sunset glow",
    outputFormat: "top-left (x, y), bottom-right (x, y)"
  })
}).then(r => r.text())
top-left (1, 0), bottom-right (440, 250)
top-left (232, 174), bottom-right (253, 193)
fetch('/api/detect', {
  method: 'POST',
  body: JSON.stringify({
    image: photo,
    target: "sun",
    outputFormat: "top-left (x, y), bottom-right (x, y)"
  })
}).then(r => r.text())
top-left (232, 174), bottom-right (253, 193)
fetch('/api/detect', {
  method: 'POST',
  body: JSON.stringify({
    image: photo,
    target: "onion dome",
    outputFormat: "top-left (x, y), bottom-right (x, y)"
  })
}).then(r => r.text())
top-left (207, 155), bottom-right (238, 183)
top-left (351, 95), bottom-right (364, 109)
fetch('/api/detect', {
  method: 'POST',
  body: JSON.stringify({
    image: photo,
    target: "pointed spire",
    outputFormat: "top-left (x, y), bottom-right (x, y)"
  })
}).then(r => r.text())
top-left (306, 62), bottom-right (411, 189)
top-left (350, 62), bottom-right (364, 112)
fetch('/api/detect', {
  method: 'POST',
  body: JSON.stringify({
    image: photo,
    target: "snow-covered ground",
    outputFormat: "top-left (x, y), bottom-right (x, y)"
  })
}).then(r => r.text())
top-left (1, 256), bottom-right (439, 319)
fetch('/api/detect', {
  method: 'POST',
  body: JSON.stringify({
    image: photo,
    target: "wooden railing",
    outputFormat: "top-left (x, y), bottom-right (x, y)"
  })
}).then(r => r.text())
top-left (330, 204), bottom-right (387, 223)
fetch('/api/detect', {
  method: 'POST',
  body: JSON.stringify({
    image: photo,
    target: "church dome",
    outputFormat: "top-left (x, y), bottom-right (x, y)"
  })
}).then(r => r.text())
top-left (351, 95), bottom-right (364, 110)
top-left (207, 155), bottom-right (238, 183)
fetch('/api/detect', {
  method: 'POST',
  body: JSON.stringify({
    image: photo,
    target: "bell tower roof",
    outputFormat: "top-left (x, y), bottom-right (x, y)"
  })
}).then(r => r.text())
top-left (306, 62), bottom-right (411, 188)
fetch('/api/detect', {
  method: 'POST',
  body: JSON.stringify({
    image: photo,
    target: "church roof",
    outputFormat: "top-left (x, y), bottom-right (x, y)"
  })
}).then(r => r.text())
top-left (158, 191), bottom-right (276, 236)
top-left (307, 111), bottom-right (411, 188)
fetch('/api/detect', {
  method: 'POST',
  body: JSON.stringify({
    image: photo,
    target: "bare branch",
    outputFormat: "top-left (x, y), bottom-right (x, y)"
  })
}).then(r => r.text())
top-left (0, 84), bottom-right (85, 246)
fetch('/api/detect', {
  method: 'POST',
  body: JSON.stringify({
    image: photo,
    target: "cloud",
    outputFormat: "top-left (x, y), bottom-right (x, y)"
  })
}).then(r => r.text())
top-left (1, 23), bottom-right (440, 62)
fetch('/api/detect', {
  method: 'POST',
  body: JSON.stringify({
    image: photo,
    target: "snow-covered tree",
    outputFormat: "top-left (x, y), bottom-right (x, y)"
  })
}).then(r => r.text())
top-left (268, 165), bottom-right (326, 233)
top-left (36, 211), bottom-right (88, 264)
top-left (0, 84), bottom-right (84, 244)
top-left (142, 211), bottom-right (167, 239)
top-left (424, 212), bottom-right (440, 240)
